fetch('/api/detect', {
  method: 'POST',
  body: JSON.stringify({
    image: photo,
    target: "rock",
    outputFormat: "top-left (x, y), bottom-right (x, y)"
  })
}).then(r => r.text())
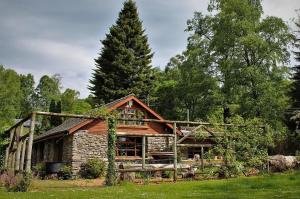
top-left (269, 155), bottom-right (298, 171)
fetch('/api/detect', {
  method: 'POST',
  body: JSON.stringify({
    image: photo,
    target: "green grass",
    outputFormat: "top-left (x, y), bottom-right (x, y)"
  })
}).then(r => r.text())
top-left (0, 171), bottom-right (300, 199)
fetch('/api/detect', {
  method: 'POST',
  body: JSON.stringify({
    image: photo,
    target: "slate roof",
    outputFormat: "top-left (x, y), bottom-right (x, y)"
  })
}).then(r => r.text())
top-left (34, 94), bottom-right (135, 141)
top-left (105, 94), bottom-right (135, 108)
top-left (34, 118), bottom-right (86, 141)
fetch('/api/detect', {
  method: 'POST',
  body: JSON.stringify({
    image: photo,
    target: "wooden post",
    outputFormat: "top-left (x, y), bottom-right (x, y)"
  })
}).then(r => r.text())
top-left (11, 152), bottom-right (16, 173)
top-left (15, 125), bottom-right (23, 171)
top-left (26, 113), bottom-right (36, 172)
top-left (173, 122), bottom-right (177, 182)
top-left (201, 146), bottom-right (204, 171)
top-left (142, 136), bottom-right (146, 169)
top-left (15, 141), bottom-right (22, 172)
top-left (187, 109), bottom-right (190, 127)
top-left (4, 147), bottom-right (9, 169)
top-left (20, 139), bottom-right (27, 171)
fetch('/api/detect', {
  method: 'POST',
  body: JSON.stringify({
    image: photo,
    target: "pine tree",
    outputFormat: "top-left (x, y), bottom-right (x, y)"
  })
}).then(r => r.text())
top-left (89, 0), bottom-right (154, 103)
top-left (291, 19), bottom-right (300, 109)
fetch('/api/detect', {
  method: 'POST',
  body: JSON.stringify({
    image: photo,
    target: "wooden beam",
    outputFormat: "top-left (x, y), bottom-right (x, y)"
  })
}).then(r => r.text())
top-left (142, 136), bottom-right (146, 169)
top-left (173, 122), bottom-right (177, 182)
top-left (177, 144), bottom-right (213, 147)
top-left (4, 111), bottom-right (265, 136)
top-left (116, 132), bottom-right (174, 137)
top-left (177, 125), bottom-right (203, 144)
top-left (25, 113), bottom-right (36, 172)
top-left (4, 115), bottom-right (31, 135)
top-left (35, 111), bottom-right (96, 119)
top-left (118, 168), bottom-right (175, 172)
top-left (8, 128), bottom-right (15, 150)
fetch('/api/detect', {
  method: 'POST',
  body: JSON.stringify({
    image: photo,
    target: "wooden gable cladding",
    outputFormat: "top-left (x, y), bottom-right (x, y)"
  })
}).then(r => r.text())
top-left (78, 120), bottom-right (169, 135)
top-left (66, 95), bottom-right (174, 136)
top-left (77, 99), bottom-right (171, 135)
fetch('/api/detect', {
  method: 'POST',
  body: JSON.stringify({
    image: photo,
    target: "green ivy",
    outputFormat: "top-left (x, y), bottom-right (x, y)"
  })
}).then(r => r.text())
top-left (105, 117), bottom-right (117, 186)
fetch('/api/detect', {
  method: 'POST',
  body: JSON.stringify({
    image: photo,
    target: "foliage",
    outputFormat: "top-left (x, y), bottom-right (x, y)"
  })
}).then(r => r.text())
top-left (105, 117), bottom-right (117, 186)
top-left (61, 89), bottom-right (79, 113)
top-left (154, 48), bottom-right (220, 121)
top-left (89, 0), bottom-right (155, 104)
top-left (290, 11), bottom-right (300, 110)
top-left (58, 165), bottom-right (72, 180)
top-left (180, 0), bottom-right (294, 154)
top-left (19, 74), bottom-right (35, 118)
top-left (162, 171), bottom-right (174, 179)
top-left (33, 162), bottom-right (46, 178)
top-left (0, 65), bottom-right (21, 133)
top-left (72, 99), bottom-right (92, 114)
top-left (49, 100), bottom-right (62, 127)
top-left (80, 159), bottom-right (106, 179)
top-left (286, 11), bottom-right (300, 154)
top-left (213, 116), bottom-right (273, 177)
top-left (0, 171), bottom-right (32, 192)
top-left (34, 74), bottom-right (61, 111)
top-left (88, 106), bottom-right (111, 119)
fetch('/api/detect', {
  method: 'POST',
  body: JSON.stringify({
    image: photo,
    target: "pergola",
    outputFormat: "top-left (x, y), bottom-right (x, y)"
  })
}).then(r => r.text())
top-left (4, 111), bottom-right (266, 181)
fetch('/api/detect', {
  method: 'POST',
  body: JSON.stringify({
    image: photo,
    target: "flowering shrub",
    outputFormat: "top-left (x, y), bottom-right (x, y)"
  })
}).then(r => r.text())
top-left (0, 171), bottom-right (32, 192)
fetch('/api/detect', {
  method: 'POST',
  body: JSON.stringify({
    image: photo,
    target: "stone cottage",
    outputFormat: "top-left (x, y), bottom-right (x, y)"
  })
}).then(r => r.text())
top-left (32, 94), bottom-right (217, 174)
top-left (32, 94), bottom-right (180, 174)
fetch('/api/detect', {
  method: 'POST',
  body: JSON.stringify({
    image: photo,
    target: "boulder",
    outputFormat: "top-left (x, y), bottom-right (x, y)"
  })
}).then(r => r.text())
top-left (269, 155), bottom-right (299, 171)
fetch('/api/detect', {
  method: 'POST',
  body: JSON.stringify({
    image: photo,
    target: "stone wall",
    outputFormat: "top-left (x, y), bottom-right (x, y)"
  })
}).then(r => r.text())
top-left (62, 135), bottom-right (73, 163)
top-left (33, 132), bottom-right (175, 175)
top-left (71, 130), bottom-right (108, 174)
top-left (147, 137), bottom-right (173, 152)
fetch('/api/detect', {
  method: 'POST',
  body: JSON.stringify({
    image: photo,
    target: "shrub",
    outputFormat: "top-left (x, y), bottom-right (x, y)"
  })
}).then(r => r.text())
top-left (216, 163), bottom-right (243, 178)
top-left (296, 151), bottom-right (300, 162)
top-left (0, 171), bottom-right (32, 192)
top-left (80, 159), bottom-right (106, 179)
top-left (58, 165), bottom-right (72, 180)
top-left (162, 171), bottom-right (173, 179)
top-left (33, 162), bottom-right (46, 178)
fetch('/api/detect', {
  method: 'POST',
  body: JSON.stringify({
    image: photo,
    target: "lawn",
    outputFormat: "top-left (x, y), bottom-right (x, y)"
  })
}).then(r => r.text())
top-left (0, 171), bottom-right (300, 199)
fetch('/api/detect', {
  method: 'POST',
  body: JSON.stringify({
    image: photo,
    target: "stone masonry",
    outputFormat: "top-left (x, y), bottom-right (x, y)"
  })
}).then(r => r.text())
top-left (147, 137), bottom-right (173, 152)
top-left (71, 130), bottom-right (108, 174)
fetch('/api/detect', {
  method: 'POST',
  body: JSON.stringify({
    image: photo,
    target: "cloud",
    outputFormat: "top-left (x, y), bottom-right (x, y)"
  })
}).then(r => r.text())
top-left (0, 0), bottom-right (299, 98)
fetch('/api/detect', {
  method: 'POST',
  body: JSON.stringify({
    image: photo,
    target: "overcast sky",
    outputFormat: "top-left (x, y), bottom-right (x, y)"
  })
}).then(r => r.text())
top-left (0, 0), bottom-right (299, 98)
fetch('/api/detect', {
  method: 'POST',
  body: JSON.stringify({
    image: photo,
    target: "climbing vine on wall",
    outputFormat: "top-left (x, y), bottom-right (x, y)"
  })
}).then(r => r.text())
top-left (105, 117), bottom-right (117, 186)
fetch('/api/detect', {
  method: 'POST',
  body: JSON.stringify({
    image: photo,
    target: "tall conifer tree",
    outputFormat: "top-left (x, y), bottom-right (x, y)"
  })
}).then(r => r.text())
top-left (291, 18), bottom-right (300, 109)
top-left (89, 0), bottom-right (154, 103)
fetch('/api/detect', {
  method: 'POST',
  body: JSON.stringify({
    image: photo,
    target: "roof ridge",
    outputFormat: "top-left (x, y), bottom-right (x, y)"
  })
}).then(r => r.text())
top-left (104, 93), bottom-right (135, 108)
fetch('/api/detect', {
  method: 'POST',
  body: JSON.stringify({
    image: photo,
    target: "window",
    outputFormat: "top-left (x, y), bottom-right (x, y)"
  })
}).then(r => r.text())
top-left (118, 101), bottom-right (146, 125)
top-left (116, 136), bottom-right (142, 157)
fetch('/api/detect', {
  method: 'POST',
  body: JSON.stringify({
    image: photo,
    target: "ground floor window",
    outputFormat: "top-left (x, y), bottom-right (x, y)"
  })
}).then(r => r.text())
top-left (116, 136), bottom-right (142, 157)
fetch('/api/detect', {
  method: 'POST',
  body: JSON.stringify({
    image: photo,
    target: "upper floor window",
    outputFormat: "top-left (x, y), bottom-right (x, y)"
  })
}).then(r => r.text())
top-left (118, 100), bottom-right (146, 126)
